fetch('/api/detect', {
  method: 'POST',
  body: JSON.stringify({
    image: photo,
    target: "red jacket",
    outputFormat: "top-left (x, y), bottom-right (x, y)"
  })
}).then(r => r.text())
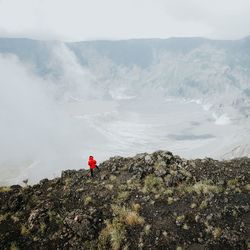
top-left (88, 156), bottom-right (97, 169)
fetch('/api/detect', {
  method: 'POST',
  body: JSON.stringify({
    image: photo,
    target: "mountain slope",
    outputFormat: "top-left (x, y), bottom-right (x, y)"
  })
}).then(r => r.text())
top-left (0, 151), bottom-right (249, 249)
top-left (1, 37), bottom-right (250, 104)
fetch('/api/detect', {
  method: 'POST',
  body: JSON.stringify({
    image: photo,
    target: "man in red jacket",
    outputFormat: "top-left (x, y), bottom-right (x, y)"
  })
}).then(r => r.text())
top-left (88, 155), bottom-right (99, 177)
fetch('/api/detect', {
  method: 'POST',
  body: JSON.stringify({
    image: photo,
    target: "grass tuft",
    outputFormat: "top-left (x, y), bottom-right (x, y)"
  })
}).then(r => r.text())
top-left (84, 196), bottom-right (93, 206)
top-left (21, 225), bottom-right (30, 236)
top-left (0, 213), bottom-right (9, 223)
top-left (0, 186), bottom-right (11, 192)
top-left (186, 180), bottom-right (223, 195)
top-left (125, 211), bottom-right (144, 225)
top-left (10, 242), bottom-right (19, 250)
top-left (144, 224), bottom-right (151, 235)
top-left (143, 174), bottom-right (164, 193)
top-left (212, 227), bottom-right (222, 239)
top-left (98, 219), bottom-right (125, 250)
top-left (116, 191), bottom-right (129, 204)
top-left (40, 222), bottom-right (46, 234)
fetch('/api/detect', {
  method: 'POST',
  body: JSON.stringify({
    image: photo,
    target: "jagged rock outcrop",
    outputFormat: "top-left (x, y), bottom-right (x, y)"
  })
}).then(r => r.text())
top-left (0, 151), bottom-right (249, 249)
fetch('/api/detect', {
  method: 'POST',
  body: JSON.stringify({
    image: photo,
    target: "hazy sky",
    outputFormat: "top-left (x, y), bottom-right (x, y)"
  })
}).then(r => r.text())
top-left (0, 0), bottom-right (249, 41)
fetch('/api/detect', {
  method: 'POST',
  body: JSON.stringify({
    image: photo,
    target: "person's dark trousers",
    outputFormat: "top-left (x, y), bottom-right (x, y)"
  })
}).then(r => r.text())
top-left (90, 169), bottom-right (94, 177)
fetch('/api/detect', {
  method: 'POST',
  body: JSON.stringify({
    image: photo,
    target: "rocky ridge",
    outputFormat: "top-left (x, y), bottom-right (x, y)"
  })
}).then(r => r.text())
top-left (0, 151), bottom-right (249, 249)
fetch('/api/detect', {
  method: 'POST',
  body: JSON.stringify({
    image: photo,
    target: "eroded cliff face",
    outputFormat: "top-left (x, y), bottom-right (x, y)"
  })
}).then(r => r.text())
top-left (0, 151), bottom-right (249, 249)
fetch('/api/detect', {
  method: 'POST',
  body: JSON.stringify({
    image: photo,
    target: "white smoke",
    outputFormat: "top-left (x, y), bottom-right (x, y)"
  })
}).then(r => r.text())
top-left (0, 50), bottom-right (109, 185)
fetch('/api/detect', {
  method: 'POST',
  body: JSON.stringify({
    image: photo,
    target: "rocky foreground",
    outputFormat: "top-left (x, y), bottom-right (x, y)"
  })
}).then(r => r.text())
top-left (0, 151), bottom-right (249, 250)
